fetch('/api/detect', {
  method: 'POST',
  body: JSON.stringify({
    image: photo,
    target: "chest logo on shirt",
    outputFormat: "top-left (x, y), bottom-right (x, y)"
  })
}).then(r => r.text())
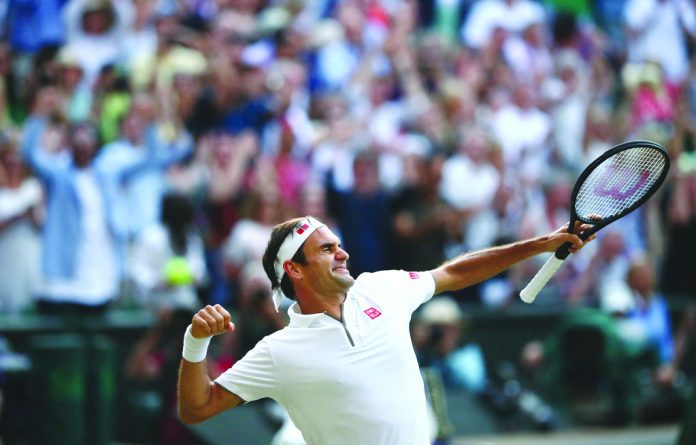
top-left (363, 307), bottom-right (382, 320)
top-left (409, 272), bottom-right (420, 279)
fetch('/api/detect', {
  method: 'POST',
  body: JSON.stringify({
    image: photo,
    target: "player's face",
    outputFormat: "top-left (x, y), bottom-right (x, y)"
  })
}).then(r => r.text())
top-left (301, 227), bottom-right (354, 294)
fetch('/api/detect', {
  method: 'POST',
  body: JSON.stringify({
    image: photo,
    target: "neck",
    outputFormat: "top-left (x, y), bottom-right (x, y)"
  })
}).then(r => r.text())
top-left (3, 175), bottom-right (23, 189)
top-left (297, 290), bottom-right (346, 319)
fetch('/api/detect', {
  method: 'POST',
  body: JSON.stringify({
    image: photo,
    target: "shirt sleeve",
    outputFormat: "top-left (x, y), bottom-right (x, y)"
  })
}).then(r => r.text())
top-left (214, 339), bottom-right (277, 403)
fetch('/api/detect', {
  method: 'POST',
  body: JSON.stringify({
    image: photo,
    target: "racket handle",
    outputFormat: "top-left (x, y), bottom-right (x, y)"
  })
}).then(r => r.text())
top-left (519, 256), bottom-right (565, 304)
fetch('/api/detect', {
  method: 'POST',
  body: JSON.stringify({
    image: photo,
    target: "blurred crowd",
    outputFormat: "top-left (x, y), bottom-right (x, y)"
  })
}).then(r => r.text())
top-left (2, 0), bottom-right (696, 440)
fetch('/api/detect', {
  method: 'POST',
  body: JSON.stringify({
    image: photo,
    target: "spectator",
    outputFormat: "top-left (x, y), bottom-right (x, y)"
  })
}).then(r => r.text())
top-left (520, 308), bottom-right (639, 425)
top-left (94, 64), bottom-right (131, 143)
top-left (6, 0), bottom-right (66, 54)
top-left (99, 107), bottom-right (193, 244)
top-left (0, 140), bottom-right (42, 314)
top-left (21, 89), bottom-right (119, 314)
top-left (520, 169), bottom-right (573, 239)
top-left (412, 296), bottom-right (487, 392)
top-left (175, 130), bottom-right (258, 248)
top-left (54, 47), bottom-right (92, 122)
top-left (566, 229), bottom-right (633, 306)
top-left (390, 148), bottom-right (455, 271)
top-left (310, 93), bottom-right (365, 191)
top-left (491, 81), bottom-right (552, 184)
top-left (623, 62), bottom-right (678, 133)
top-left (128, 193), bottom-right (207, 313)
top-left (582, 103), bottom-right (614, 165)
top-left (221, 187), bottom-right (283, 298)
top-left (503, 20), bottom-right (553, 84)
top-left (608, 255), bottom-right (685, 424)
top-left (623, 0), bottom-right (696, 83)
top-left (522, 255), bottom-right (682, 425)
top-left (549, 52), bottom-right (590, 172)
top-left (326, 150), bottom-right (392, 276)
top-left (660, 128), bottom-right (696, 296)
top-left (619, 255), bottom-right (675, 372)
top-left (62, 0), bottom-right (134, 87)
top-left (439, 127), bottom-right (501, 250)
top-left (0, 42), bottom-right (21, 127)
top-left (121, 0), bottom-right (158, 72)
top-left (314, 2), bottom-right (367, 91)
top-left (460, 0), bottom-right (546, 49)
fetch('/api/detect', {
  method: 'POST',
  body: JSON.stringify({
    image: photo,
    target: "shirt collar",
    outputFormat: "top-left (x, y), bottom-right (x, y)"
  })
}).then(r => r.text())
top-left (287, 296), bottom-right (356, 328)
top-left (287, 302), bottom-right (331, 328)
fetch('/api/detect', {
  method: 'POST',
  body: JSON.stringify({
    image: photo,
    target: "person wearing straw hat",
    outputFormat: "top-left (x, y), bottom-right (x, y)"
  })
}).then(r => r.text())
top-left (177, 215), bottom-right (592, 444)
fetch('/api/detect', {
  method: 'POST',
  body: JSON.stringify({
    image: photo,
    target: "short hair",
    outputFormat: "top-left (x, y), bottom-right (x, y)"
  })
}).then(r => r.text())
top-left (262, 218), bottom-right (309, 301)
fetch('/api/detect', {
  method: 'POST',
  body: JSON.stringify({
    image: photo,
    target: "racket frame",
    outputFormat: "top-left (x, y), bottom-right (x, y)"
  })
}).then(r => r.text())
top-left (557, 140), bottom-right (670, 259)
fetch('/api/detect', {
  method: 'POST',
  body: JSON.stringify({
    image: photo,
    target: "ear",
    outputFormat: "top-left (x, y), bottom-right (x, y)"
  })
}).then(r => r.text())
top-left (283, 260), bottom-right (303, 281)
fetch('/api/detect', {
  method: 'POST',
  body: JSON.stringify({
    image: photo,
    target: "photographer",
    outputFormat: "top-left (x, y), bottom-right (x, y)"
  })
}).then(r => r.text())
top-left (412, 297), bottom-right (487, 393)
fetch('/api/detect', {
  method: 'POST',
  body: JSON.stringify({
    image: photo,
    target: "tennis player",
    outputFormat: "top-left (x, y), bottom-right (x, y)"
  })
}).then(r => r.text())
top-left (178, 215), bottom-right (592, 444)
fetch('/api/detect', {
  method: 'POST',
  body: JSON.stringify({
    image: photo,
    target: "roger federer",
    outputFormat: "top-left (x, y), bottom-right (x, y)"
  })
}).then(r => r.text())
top-left (178, 216), bottom-right (591, 444)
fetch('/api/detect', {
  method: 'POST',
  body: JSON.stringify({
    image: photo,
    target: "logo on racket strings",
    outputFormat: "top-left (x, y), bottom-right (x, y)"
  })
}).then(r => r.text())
top-left (594, 166), bottom-right (650, 200)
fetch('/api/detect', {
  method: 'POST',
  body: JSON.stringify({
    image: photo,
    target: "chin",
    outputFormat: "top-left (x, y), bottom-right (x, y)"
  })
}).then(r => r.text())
top-left (338, 274), bottom-right (355, 288)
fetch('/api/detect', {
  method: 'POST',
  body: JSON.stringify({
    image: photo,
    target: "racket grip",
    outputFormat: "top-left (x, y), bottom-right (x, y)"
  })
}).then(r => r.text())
top-left (519, 256), bottom-right (565, 304)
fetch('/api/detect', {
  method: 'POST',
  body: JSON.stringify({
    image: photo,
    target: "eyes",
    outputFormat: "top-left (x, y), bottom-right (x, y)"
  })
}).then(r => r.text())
top-left (320, 243), bottom-right (343, 254)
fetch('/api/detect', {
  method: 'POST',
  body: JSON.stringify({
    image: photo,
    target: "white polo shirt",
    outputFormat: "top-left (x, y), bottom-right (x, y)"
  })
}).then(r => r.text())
top-left (215, 270), bottom-right (436, 445)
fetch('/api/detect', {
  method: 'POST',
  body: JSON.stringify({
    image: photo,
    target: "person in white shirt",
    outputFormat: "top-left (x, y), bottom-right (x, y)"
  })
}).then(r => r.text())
top-left (177, 215), bottom-right (594, 445)
top-left (461, 0), bottom-right (546, 49)
top-left (623, 0), bottom-right (696, 83)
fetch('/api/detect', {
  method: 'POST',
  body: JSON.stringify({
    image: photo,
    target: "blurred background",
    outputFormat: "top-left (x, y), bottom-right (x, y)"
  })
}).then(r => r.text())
top-left (0, 0), bottom-right (696, 444)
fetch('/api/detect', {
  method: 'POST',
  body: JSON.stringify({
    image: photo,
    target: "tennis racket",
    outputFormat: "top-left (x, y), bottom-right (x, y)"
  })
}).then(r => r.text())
top-left (519, 140), bottom-right (670, 303)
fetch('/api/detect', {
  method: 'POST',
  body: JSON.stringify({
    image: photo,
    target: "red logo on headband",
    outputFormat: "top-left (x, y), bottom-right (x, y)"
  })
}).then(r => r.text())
top-left (296, 223), bottom-right (310, 235)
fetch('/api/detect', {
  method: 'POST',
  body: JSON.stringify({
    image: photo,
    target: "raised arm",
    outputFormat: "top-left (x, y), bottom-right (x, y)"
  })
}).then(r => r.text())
top-left (21, 117), bottom-right (64, 182)
top-left (430, 224), bottom-right (590, 295)
top-left (151, 127), bottom-right (194, 169)
top-left (178, 304), bottom-right (244, 424)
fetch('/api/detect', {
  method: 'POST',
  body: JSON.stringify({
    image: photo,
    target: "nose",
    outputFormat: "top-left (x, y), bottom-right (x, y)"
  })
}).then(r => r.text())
top-left (336, 246), bottom-right (349, 261)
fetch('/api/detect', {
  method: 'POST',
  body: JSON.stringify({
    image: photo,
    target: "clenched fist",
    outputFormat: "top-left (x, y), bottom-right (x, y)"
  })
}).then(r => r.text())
top-left (191, 304), bottom-right (235, 338)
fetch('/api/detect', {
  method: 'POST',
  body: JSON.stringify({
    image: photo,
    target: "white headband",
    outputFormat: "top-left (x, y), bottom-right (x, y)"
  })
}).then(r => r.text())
top-left (271, 216), bottom-right (326, 311)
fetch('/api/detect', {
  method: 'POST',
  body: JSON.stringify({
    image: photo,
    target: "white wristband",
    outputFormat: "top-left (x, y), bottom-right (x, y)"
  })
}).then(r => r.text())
top-left (182, 325), bottom-right (212, 363)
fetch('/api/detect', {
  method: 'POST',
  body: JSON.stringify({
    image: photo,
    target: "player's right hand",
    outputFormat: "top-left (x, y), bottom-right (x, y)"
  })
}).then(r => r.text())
top-left (191, 304), bottom-right (235, 339)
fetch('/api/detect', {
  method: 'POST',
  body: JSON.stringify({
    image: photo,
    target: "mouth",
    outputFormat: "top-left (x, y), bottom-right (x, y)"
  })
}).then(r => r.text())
top-left (333, 266), bottom-right (349, 274)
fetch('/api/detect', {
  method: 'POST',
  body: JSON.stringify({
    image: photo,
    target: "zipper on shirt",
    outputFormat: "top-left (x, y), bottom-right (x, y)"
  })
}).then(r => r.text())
top-left (339, 303), bottom-right (355, 347)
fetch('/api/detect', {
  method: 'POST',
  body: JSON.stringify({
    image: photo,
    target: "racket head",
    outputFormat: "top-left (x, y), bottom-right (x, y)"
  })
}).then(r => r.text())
top-left (569, 140), bottom-right (670, 236)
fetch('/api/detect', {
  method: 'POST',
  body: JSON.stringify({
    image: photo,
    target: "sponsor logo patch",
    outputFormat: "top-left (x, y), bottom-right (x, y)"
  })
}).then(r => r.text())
top-left (409, 272), bottom-right (420, 279)
top-left (363, 307), bottom-right (382, 319)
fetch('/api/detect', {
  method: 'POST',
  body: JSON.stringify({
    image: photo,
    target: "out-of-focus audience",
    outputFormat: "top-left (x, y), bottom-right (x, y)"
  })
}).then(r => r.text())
top-left (0, 137), bottom-right (42, 314)
top-left (128, 192), bottom-right (207, 312)
top-left (521, 254), bottom-right (686, 425)
top-left (1, 0), bottom-right (696, 439)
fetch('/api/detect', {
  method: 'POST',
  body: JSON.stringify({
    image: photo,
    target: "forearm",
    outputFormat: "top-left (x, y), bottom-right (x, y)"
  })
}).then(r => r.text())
top-left (178, 309), bottom-right (241, 423)
top-left (177, 358), bottom-right (216, 424)
top-left (21, 117), bottom-right (50, 175)
top-left (433, 236), bottom-right (551, 293)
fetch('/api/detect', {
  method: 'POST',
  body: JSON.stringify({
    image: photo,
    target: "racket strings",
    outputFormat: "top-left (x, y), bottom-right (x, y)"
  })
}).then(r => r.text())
top-left (575, 146), bottom-right (667, 220)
